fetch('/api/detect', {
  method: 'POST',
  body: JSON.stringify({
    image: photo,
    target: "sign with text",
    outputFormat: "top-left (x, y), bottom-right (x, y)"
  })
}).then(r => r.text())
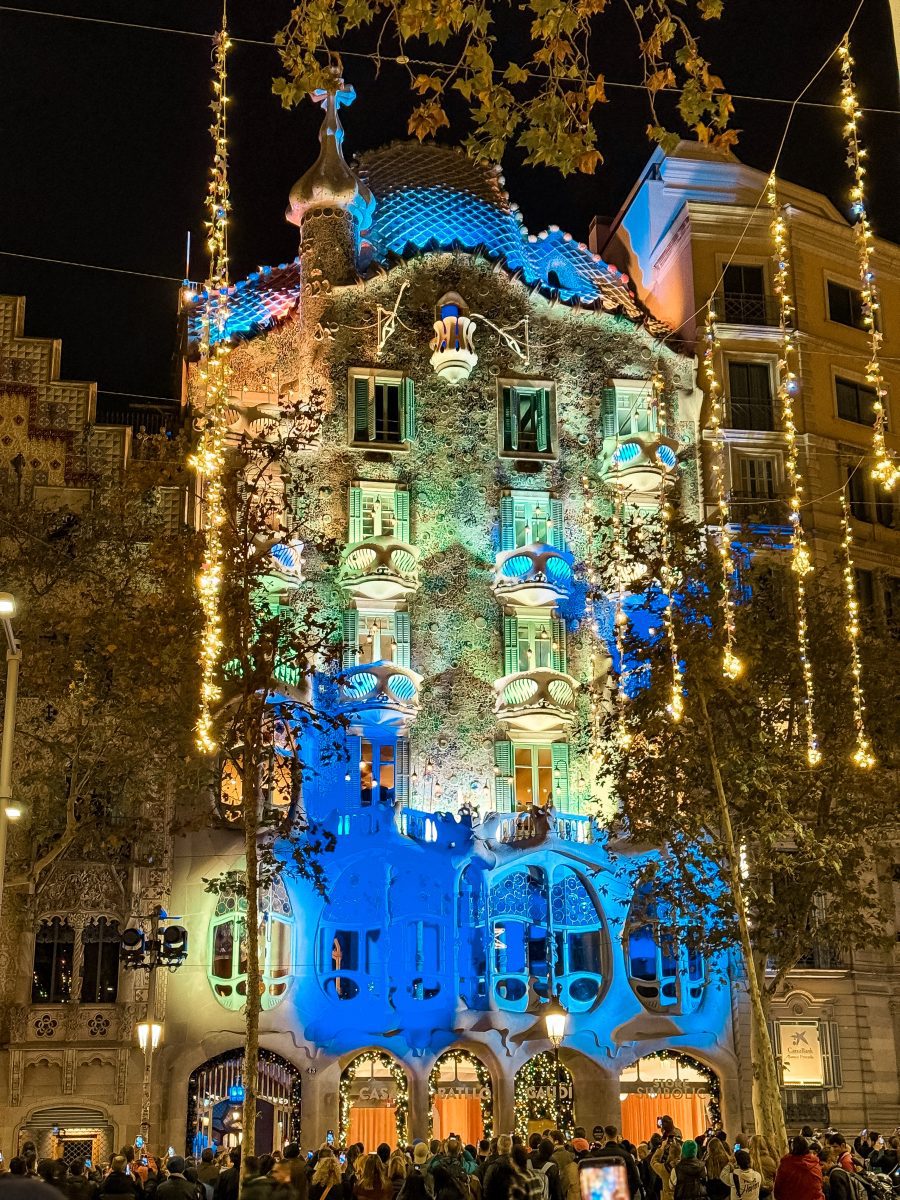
top-left (779, 1021), bottom-right (825, 1087)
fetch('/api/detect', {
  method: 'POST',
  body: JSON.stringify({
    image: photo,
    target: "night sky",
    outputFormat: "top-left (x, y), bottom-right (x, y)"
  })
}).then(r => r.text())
top-left (1, 0), bottom-right (898, 409)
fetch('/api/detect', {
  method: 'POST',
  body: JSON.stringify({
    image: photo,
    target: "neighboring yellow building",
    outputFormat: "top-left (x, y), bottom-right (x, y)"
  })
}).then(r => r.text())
top-left (597, 142), bottom-right (900, 1130)
top-left (597, 142), bottom-right (900, 625)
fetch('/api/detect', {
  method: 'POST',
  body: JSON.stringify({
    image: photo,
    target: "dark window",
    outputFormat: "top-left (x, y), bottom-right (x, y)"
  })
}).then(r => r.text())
top-left (884, 578), bottom-right (900, 636)
top-left (827, 281), bottom-right (865, 330)
top-left (32, 918), bottom-right (74, 1003)
top-left (855, 568), bottom-right (875, 615)
top-left (847, 466), bottom-right (872, 523)
top-left (81, 918), bottom-right (120, 1003)
top-left (836, 377), bottom-right (878, 426)
top-left (501, 387), bottom-right (553, 455)
top-left (722, 264), bottom-right (773, 324)
top-left (875, 483), bottom-right (895, 529)
top-left (727, 362), bottom-right (774, 430)
top-left (352, 376), bottom-right (415, 445)
top-left (360, 739), bottom-right (396, 806)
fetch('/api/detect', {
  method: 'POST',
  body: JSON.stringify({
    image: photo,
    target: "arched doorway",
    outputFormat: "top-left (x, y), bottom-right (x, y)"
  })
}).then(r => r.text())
top-left (340, 1052), bottom-right (409, 1150)
top-left (514, 1052), bottom-right (575, 1139)
top-left (186, 1049), bottom-right (301, 1156)
top-left (429, 1050), bottom-right (493, 1144)
top-left (19, 1104), bottom-right (115, 1165)
top-left (619, 1052), bottom-right (720, 1145)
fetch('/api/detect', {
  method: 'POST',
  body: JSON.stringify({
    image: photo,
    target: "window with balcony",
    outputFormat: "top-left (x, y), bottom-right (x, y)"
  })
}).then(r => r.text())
top-left (503, 615), bottom-right (566, 675)
top-left (208, 877), bottom-right (293, 1011)
top-left (342, 610), bottom-right (411, 669)
top-left (736, 456), bottom-right (784, 524)
top-left (836, 377), bottom-right (878, 426)
top-left (722, 263), bottom-right (773, 325)
top-left (498, 492), bottom-right (565, 551)
top-left (600, 382), bottom-right (658, 438)
top-left (625, 884), bottom-right (706, 1014)
top-left (356, 736), bottom-right (409, 806)
top-left (348, 484), bottom-right (411, 543)
top-left (500, 385), bottom-right (555, 457)
top-left (494, 740), bottom-right (570, 811)
top-left (827, 280), bottom-right (865, 330)
top-left (81, 918), bottom-right (120, 1004)
top-left (727, 361), bottom-right (775, 430)
top-left (32, 918), bottom-right (74, 1003)
top-left (350, 373), bottom-right (415, 447)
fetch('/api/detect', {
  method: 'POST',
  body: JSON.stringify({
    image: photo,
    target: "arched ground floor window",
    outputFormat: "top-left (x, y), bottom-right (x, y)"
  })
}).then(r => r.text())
top-left (514, 1052), bottom-right (575, 1140)
top-left (340, 1051), bottom-right (409, 1150)
top-left (618, 1051), bottom-right (721, 1145)
top-left (186, 1048), bottom-right (301, 1155)
top-left (429, 1049), bottom-right (493, 1144)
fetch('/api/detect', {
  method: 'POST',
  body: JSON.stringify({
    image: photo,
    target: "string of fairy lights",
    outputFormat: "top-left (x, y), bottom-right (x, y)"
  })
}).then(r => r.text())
top-left (839, 491), bottom-right (876, 769)
top-left (838, 36), bottom-right (898, 494)
top-left (702, 306), bottom-right (743, 681)
top-left (653, 373), bottom-right (684, 724)
top-left (767, 172), bottom-right (820, 767)
top-left (611, 471), bottom-right (634, 751)
top-left (188, 4), bottom-right (232, 755)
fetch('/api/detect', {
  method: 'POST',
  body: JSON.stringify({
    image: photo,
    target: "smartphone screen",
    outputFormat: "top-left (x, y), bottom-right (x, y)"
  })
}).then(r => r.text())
top-left (135, 1137), bottom-right (144, 1149)
top-left (326, 1130), bottom-right (334, 1146)
top-left (85, 1161), bottom-right (92, 1170)
top-left (579, 1162), bottom-right (629, 1200)
top-left (339, 1154), bottom-right (346, 1165)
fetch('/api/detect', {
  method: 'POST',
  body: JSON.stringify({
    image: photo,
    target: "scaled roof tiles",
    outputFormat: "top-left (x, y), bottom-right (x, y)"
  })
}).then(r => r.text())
top-left (189, 142), bottom-right (652, 344)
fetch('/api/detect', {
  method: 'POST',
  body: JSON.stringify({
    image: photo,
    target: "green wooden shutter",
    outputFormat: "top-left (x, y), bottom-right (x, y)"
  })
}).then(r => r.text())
top-left (494, 741), bottom-right (513, 812)
top-left (353, 376), bottom-right (370, 441)
top-left (503, 387), bottom-right (518, 451)
top-left (394, 611), bottom-right (411, 669)
top-left (551, 742), bottom-right (570, 810)
top-left (367, 378), bottom-right (377, 440)
top-left (601, 386), bottom-right (618, 438)
top-left (402, 377), bottom-right (416, 442)
top-left (535, 388), bottom-right (550, 452)
top-left (551, 618), bottom-right (566, 674)
top-left (499, 495), bottom-right (515, 551)
top-left (549, 498), bottom-right (564, 550)
top-left (395, 738), bottom-right (411, 804)
top-left (348, 485), bottom-right (363, 542)
top-left (503, 615), bottom-right (519, 676)
top-left (342, 609), bottom-right (359, 668)
top-left (394, 489), bottom-right (411, 543)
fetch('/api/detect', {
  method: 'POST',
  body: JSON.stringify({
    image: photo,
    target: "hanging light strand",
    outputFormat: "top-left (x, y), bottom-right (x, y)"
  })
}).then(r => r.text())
top-left (611, 472), bottom-right (633, 749)
top-left (767, 174), bottom-right (820, 766)
top-left (838, 37), bottom-right (898, 492)
top-left (838, 489), bottom-right (876, 768)
top-left (653, 373), bottom-right (683, 721)
top-left (583, 474), bottom-right (607, 785)
top-left (703, 306), bottom-right (742, 679)
top-left (190, 4), bottom-right (232, 754)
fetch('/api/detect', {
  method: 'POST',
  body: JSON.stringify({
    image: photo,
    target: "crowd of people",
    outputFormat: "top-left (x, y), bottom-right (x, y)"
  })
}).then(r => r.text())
top-left (1, 1122), bottom-right (898, 1200)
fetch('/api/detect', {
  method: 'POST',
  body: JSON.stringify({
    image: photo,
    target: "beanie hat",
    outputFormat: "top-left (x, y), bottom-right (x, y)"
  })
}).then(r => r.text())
top-left (681, 1141), bottom-right (698, 1160)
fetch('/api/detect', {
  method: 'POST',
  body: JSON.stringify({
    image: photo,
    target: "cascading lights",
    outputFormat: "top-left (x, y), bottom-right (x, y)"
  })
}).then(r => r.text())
top-left (839, 489), bottom-right (876, 770)
top-left (653, 373), bottom-right (683, 722)
top-left (190, 10), bottom-right (233, 754)
top-left (838, 36), bottom-right (898, 492)
top-left (767, 173), bottom-right (820, 767)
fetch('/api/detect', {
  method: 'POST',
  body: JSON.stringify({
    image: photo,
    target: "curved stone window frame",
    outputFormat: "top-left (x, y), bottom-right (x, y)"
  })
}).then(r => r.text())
top-left (81, 916), bottom-right (121, 1004)
top-left (207, 876), bottom-right (294, 1011)
top-left (624, 883), bottom-right (706, 1015)
top-left (480, 861), bottom-right (607, 1013)
top-left (32, 917), bottom-right (75, 1004)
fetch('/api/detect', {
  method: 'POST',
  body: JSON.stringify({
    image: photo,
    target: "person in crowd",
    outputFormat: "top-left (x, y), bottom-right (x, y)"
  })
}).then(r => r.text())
top-left (99, 1159), bottom-right (140, 1199)
top-left (428, 1141), bottom-right (472, 1191)
top-left (37, 1160), bottom-right (69, 1193)
top-left (852, 1133), bottom-right (874, 1162)
top-left (213, 1150), bottom-right (241, 1200)
top-left (528, 1141), bottom-right (560, 1200)
top-left (747, 1135), bottom-right (777, 1198)
top-left (482, 1138), bottom-right (513, 1198)
top-left (309, 1148), bottom-right (342, 1200)
top-left (429, 1169), bottom-right (466, 1200)
top-left (672, 1141), bottom-right (705, 1200)
top-left (63, 1161), bottom-right (98, 1200)
top-left (283, 1144), bottom-right (309, 1200)
top-left (397, 1171), bottom-right (431, 1200)
top-left (722, 1150), bottom-right (760, 1200)
top-left (590, 1127), bottom-right (640, 1200)
top-left (196, 1151), bottom-right (219, 1194)
top-left (473, 1145), bottom-right (492, 1183)
top-left (545, 1135), bottom-right (575, 1200)
top-left (155, 1158), bottom-right (197, 1200)
top-left (700, 1135), bottom-right (733, 1200)
top-left (772, 1136), bottom-right (823, 1200)
top-left (869, 1133), bottom-right (899, 1175)
top-left (508, 1147), bottom-right (541, 1200)
top-left (386, 1153), bottom-right (408, 1199)
top-left (825, 1135), bottom-right (856, 1176)
top-left (355, 1155), bottom-right (392, 1200)
top-left (6, 1160), bottom-right (28, 1179)
top-left (650, 1135), bottom-right (681, 1200)
top-left (376, 1153), bottom-right (391, 1171)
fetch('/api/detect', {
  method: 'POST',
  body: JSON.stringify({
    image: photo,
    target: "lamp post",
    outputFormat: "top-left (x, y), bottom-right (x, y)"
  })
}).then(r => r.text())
top-left (0, 592), bottom-right (21, 930)
top-left (121, 905), bottom-right (189, 1144)
top-left (543, 988), bottom-right (568, 1132)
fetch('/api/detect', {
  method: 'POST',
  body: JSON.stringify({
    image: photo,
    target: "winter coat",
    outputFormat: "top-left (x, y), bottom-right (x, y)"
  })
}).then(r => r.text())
top-left (673, 1159), bottom-right (706, 1200)
top-left (64, 1177), bottom-right (100, 1200)
top-left (101, 1174), bottom-right (141, 1198)
top-left (773, 1153), bottom-right (823, 1200)
top-left (721, 1167), bottom-right (761, 1200)
top-left (157, 1176), bottom-right (201, 1200)
top-left (214, 1167), bottom-right (240, 1200)
top-left (650, 1143), bottom-right (681, 1200)
top-left (868, 1149), bottom-right (899, 1175)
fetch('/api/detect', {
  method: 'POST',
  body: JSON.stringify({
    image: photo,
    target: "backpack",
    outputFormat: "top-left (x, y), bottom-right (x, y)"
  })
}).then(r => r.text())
top-left (526, 1169), bottom-right (548, 1200)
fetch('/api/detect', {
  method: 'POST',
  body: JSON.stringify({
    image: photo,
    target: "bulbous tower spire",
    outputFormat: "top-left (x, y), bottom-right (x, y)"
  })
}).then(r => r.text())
top-left (286, 82), bottom-right (375, 240)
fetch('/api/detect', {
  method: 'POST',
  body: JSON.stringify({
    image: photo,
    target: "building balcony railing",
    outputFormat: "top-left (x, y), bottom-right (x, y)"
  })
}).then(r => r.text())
top-left (336, 661), bottom-right (422, 730)
top-left (493, 544), bottom-right (575, 608)
top-left (726, 395), bottom-right (778, 432)
top-left (339, 536), bottom-right (420, 602)
top-left (605, 434), bottom-right (680, 505)
top-left (729, 491), bottom-right (791, 527)
top-left (718, 290), bottom-right (779, 327)
top-left (494, 667), bottom-right (579, 733)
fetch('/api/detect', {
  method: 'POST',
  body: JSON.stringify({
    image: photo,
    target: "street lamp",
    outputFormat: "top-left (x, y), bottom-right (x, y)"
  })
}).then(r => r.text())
top-left (0, 592), bottom-right (21, 930)
top-left (543, 989), bottom-right (568, 1132)
top-left (136, 1022), bottom-right (162, 1053)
